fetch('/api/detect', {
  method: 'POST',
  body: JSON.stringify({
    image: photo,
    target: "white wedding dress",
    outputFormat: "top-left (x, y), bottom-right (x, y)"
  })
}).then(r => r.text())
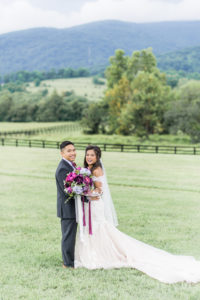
top-left (75, 175), bottom-right (200, 284)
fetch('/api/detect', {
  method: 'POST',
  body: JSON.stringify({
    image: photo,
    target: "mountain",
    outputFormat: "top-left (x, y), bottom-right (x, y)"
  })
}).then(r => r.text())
top-left (157, 46), bottom-right (200, 73)
top-left (0, 20), bottom-right (200, 75)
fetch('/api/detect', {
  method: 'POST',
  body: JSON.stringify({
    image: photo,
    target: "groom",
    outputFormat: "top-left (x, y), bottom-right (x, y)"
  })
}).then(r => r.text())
top-left (55, 141), bottom-right (77, 268)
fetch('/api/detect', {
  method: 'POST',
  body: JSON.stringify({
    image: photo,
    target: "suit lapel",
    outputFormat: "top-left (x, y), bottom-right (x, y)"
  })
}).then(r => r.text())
top-left (61, 159), bottom-right (74, 171)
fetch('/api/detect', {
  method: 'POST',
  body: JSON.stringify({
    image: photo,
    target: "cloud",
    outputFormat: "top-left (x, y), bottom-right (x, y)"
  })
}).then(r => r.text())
top-left (66, 0), bottom-right (200, 25)
top-left (0, 1), bottom-right (68, 34)
top-left (0, 0), bottom-right (199, 35)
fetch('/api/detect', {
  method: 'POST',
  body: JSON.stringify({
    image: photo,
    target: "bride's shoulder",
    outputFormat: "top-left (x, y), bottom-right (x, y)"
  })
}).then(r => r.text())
top-left (93, 167), bottom-right (104, 178)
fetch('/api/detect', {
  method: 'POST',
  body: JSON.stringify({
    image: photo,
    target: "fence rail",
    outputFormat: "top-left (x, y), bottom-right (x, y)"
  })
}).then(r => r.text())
top-left (0, 138), bottom-right (199, 155)
top-left (0, 123), bottom-right (81, 137)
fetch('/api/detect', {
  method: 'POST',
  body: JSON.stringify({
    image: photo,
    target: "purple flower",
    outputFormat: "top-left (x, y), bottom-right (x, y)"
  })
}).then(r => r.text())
top-left (74, 174), bottom-right (84, 184)
top-left (67, 187), bottom-right (73, 194)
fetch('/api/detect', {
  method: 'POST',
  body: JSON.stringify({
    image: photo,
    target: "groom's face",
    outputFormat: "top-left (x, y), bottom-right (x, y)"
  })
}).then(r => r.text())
top-left (61, 144), bottom-right (76, 162)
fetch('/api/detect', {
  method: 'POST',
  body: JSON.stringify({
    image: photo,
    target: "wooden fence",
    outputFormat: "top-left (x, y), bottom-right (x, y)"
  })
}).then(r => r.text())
top-left (0, 138), bottom-right (199, 155)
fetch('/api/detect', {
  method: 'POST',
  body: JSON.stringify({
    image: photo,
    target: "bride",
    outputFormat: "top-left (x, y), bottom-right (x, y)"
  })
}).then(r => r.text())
top-left (75, 145), bottom-right (200, 284)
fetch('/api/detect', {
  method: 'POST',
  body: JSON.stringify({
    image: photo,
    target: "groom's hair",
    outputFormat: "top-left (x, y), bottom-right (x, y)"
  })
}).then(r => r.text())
top-left (60, 141), bottom-right (74, 151)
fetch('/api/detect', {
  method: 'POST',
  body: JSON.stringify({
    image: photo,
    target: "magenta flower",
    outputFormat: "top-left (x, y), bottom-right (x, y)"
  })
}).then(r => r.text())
top-left (83, 176), bottom-right (90, 185)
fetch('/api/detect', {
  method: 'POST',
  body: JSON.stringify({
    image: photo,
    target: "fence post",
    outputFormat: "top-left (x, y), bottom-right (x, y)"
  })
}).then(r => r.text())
top-left (121, 145), bottom-right (124, 152)
top-left (57, 142), bottom-right (59, 149)
top-left (2, 138), bottom-right (4, 146)
top-left (174, 147), bottom-right (177, 154)
top-left (29, 140), bottom-right (31, 148)
top-left (155, 146), bottom-right (158, 153)
top-left (16, 139), bottom-right (18, 147)
top-left (42, 141), bottom-right (45, 148)
top-left (137, 145), bottom-right (140, 153)
top-left (104, 144), bottom-right (106, 151)
top-left (194, 147), bottom-right (196, 155)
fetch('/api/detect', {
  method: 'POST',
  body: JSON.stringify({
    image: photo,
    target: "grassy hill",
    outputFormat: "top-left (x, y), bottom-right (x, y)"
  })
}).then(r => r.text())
top-left (27, 77), bottom-right (106, 102)
top-left (0, 20), bottom-right (200, 75)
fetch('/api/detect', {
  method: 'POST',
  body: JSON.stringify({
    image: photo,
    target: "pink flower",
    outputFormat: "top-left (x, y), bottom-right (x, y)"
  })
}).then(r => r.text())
top-left (84, 176), bottom-right (90, 185)
top-left (77, 166), bottom-right (81, 170)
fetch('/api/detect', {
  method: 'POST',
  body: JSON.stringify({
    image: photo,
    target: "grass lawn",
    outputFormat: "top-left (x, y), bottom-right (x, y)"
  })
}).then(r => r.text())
top-left (27, 78), bottom-right (106, 102)
top-left (0, 147), bottom-right (200, 300)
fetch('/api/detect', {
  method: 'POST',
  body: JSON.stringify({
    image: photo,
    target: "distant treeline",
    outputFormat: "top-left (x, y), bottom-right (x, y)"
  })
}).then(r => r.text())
top-left (0, 89), bottom-right (89, 122)
top-left (1, 67), bottom-right (90, 84)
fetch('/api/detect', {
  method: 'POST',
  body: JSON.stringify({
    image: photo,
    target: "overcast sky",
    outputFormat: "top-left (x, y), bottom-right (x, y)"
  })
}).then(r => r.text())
top-left (0, 0), bottom-right (199, 34)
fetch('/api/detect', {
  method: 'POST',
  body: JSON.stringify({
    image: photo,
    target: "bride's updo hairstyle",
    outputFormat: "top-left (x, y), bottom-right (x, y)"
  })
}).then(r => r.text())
top-left (84, 145), bottom-right (102, 172)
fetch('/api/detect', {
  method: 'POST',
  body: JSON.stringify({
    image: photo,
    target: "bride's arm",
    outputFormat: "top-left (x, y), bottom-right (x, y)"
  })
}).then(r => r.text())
top-left (90, 167), bottom-right (103, 201)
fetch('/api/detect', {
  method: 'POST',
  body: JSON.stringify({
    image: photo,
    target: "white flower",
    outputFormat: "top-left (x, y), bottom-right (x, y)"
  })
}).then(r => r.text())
top-left (80, 168), bottom-right (91, 176)
top-left (72, 186), bottom-right (83, 194)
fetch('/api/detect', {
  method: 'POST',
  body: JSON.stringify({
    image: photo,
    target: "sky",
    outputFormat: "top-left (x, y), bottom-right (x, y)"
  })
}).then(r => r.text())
top-left (0, 0), bottom-right (199, 34)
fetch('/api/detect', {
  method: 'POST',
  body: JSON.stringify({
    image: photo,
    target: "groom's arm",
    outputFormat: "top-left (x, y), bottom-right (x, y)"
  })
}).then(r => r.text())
top-left (56, 167), bottom-right (74, 202)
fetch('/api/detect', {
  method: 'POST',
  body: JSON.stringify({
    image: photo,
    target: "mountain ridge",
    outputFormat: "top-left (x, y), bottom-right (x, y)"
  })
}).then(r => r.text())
top-left (0, 20), bottom-right (200, 75)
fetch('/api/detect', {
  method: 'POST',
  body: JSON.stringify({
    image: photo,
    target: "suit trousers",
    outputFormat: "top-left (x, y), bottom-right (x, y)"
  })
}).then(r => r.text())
top-left (61, 218), bottom-right (77, 267)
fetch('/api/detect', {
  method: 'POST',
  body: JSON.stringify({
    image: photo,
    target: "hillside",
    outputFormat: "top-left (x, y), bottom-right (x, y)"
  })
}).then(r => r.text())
top-left (0, 20), bottom-right (200, 75)
top-left (157, 46), bottom-right (200, 73)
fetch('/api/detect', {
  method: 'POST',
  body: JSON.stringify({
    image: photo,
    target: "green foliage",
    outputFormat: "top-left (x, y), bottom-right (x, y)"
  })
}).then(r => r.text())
top-left (81, 102), bottom-right (106, 134)
top-left (102, 48), bottom-right (173, 137)
top-left (0, 87), bottom-right (89, 122)
top-left (92, 76), bottom-right (105, 85)
top-left (3, 82), bottom-right (25, 93)
top-left (34, 78), bottom-right (41, 87)
top-left (164, 81), bottom-right (200, 142)
top-left (105, 50), bottom-right (128, 88)
top-left (157, 46), bottom-right (200, 74)
top-left (3, 67), bottom-right (90, 84)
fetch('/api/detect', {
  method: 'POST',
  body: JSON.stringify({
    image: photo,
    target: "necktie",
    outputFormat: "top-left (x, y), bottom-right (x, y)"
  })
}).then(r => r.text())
top-left (72, 162), bottom-right (77, 168)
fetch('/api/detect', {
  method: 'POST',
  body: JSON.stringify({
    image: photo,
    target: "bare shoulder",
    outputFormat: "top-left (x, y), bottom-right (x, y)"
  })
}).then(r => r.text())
top-left (93, 167), bottom-right (103, 177)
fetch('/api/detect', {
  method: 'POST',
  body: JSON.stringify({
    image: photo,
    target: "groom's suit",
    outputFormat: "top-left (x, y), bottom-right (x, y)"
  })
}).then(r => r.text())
top-left (55, 159), bottom-right (77, 267)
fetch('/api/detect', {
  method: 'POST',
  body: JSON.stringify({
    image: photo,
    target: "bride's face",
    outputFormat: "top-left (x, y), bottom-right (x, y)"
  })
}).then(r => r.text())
top-left (86, 149), bottom-right (97, 166)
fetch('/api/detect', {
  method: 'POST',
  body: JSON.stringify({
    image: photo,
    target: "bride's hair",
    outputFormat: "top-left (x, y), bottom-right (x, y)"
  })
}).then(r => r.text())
top-left (84, 145), bottom-right (102, 172)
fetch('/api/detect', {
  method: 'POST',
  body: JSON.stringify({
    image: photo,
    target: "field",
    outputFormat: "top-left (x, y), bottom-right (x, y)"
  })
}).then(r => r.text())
top-left (0, 146), bottom-right (200, 300)
top-left (0, 122), bottom-right (75, 132)
top-left (27, 78), bottom-right (106, 102)
top-left (1, 122), bottom-right (199, 147)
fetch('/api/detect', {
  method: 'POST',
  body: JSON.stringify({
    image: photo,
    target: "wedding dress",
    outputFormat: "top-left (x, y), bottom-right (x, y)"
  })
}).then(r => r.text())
top-left (74, 175), bottom-right (200, 284)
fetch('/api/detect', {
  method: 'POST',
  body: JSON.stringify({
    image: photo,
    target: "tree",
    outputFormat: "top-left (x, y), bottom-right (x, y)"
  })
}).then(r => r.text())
top-left (81, 102), bottom-right (105, 134)
top-left (105, 49), bottom-right (128, 88)
top-left (164, 80), bottom-right (200, 142)
top-left (102, 48), bottom-right (172, 136)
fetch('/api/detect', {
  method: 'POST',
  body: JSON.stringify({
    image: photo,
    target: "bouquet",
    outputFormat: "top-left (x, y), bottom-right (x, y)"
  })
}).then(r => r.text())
top-left (64, 167), bottom-right (93, 201)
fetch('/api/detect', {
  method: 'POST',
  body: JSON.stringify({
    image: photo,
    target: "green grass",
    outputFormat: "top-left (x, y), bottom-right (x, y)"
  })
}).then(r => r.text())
top-left (23, 132), bottom-right (199, 147)
top-left (27, 78), bottom-right (106, 102)
top-left (0, 146), bottom-right (200, 299)
top-left (0, 122), bottom-right (75, 132)
top-left (1, 122), bottom-right (199, 146)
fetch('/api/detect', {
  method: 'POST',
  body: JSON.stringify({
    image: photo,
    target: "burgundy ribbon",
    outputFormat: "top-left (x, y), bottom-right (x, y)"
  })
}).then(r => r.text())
top-left (89, 201), bottom-right (92, 235)
top-left (81, 196), bottom-right (92, 235)
top-left (81, 196), bottom-right (86, 226)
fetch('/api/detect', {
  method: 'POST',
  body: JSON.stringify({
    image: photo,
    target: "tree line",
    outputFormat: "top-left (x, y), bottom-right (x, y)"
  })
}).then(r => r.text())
top-left (0, 89), bottom-right (89, 122)
top-left (1, 67), bottom-right (90, 84)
